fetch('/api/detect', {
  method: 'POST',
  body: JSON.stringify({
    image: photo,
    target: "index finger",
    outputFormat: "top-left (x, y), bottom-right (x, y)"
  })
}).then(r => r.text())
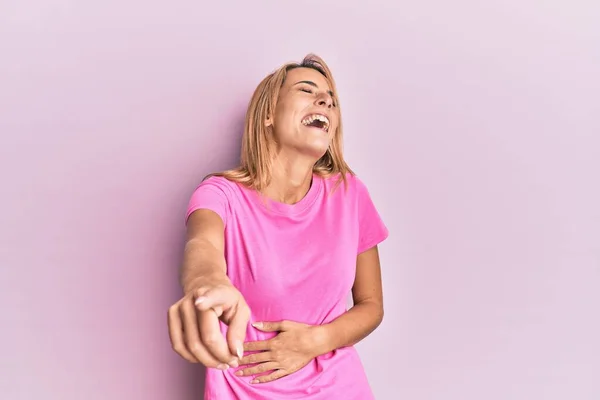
top-left (226, 304), bottom-right (250, 359)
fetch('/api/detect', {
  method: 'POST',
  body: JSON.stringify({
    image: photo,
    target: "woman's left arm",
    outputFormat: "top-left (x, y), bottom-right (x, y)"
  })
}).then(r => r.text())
top-left (238, 246), bottom-right (384, 383)
top-left (313, 245), bottom-right (384, 354)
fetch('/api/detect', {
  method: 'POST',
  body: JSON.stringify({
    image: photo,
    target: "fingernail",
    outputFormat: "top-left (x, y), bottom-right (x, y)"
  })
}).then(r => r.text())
top-left (235, 371), bottom-right (243, 376)
top-left (229, 359), bottom-right (238, 368)
top-left (236, 342), bottom-right (244, 359)
top-left (250, 379), bottom-right (258, 384)
top-left (252, 322), bottom-right (263, 329)
top-left (216, 364), bottom-right (229, 370)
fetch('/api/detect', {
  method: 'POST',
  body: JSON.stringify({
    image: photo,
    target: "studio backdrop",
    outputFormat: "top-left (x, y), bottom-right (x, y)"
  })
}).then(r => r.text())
top-left (1, 1), bottom-right (598, 399)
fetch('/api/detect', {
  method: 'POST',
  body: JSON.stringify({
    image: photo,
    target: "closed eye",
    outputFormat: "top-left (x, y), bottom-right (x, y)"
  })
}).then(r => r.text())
top-left (299, 86), bottom-right (337, 107)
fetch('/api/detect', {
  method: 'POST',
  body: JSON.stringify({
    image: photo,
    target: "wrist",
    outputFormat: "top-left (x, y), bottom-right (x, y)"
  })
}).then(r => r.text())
top-left (182, 271), bottom-right (230, 295)
top-left (309, 324), bottom-right (335, 357)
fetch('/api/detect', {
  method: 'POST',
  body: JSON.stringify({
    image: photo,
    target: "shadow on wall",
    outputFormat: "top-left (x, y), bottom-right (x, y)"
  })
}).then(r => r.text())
top-left (168, 110), bottom-right (246, 399)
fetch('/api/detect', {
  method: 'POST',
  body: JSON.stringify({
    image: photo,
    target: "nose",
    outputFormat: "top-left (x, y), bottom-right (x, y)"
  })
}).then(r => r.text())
top-left (316, 93), bottom-right (333, 108)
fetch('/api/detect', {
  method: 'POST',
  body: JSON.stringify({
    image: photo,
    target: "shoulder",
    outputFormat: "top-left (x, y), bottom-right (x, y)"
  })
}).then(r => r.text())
top-left (186, 175), bottom-right (245, 225)
top-left (320, 172), bottom-right (370, 197)
top-left (187, 175), bottom-right (242, 213)
top-left (199, 174), bottom-right (236, 189)
top-left (193, 175), bottom-right (240, 198)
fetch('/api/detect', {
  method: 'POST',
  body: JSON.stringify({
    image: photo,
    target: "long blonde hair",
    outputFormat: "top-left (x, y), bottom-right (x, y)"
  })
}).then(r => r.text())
top-left (208, 54), bottom-right (353, 191)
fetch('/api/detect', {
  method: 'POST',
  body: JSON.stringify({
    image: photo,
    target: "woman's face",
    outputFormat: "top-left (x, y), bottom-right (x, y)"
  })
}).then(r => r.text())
top-left (267, 67), bottom-right (338, 160)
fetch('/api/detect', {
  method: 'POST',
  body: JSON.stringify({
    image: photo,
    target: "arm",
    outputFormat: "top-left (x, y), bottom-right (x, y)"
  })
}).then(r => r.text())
top-left (168, 209), bottom-right (249, 367)
top-left (314, 245), bottom-right (384, 353)
top-left (180, 209), bottom-right (229, 293)
top-left (237, 245), bottom-right (384, 383)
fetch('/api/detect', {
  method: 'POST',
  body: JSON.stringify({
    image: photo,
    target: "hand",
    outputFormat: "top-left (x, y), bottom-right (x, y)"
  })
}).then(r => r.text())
top-left (167, 277), bottom-right (251, 370)
top-left (236, 320), bottom-right (324, 384)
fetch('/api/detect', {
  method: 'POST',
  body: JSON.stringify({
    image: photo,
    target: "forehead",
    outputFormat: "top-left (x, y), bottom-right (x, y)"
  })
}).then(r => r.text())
top-left (283, 67), bottom-right (332, 92)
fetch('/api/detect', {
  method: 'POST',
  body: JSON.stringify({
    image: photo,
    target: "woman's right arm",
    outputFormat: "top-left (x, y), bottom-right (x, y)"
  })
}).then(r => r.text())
top-left (180, 209), bottom-right (228, 293)
top-left (168, 209), bottom-right (250, 369)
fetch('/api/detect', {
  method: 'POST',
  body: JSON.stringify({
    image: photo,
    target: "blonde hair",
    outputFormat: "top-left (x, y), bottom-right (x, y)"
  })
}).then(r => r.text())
top-left (208, 53), bottom-right (354, 191)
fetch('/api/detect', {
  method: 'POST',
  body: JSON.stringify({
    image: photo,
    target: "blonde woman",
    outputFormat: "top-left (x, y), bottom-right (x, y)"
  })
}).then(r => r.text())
top-left (168, 54), bottom-right (388, 399)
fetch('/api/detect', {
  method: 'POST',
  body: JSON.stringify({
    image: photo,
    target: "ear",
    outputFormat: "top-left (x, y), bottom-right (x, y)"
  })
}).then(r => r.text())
top-left (264, 115), bottom-right (273, 127)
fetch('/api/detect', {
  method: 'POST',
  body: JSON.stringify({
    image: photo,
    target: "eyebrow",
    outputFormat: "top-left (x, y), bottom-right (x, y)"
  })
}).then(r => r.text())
top-left (294, 80), bottom-right (335, 97)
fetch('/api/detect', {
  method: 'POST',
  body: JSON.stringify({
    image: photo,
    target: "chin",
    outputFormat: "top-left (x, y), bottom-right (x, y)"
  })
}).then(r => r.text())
top-left (282, 129), bottom-right (331, 160)
top-left (301, 141), bottom-right (330, 160)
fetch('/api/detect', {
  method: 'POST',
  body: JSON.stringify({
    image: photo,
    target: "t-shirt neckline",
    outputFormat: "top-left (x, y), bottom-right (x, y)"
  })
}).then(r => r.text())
top-left (243, 174), bottom-right (322, 216)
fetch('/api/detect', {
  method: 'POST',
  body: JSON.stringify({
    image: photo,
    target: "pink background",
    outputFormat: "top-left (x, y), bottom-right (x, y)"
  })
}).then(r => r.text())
top-left (1, 1), bottom-right (599, 399)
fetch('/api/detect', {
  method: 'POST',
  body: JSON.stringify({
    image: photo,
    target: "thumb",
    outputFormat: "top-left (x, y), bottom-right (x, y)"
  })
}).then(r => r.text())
top-left (194, 286), bottom-right (232, 311)
top-left (252, 320), bottom-right (291, 332)
top-left (226, 305), bottom-right (250, 359)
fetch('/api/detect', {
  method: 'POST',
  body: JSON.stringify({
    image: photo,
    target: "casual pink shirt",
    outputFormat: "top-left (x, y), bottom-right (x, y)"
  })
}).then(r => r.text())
top-left (186, 172), bottom-right (388, 400)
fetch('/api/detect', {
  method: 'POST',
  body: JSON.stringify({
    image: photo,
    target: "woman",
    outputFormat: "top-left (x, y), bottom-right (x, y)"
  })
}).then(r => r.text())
top-left (168, 54), bottom-right (388, 399)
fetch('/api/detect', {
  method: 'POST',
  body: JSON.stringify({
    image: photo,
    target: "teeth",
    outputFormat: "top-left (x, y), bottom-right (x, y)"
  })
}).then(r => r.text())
top-left (301, 114), bottom-right (330, 131)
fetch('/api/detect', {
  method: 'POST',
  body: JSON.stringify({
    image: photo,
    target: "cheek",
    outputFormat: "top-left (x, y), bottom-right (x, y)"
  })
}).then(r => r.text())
top-left (274, 103), bottom-right (297, 127)
top-left (272, 113), bottom-right (299, 144)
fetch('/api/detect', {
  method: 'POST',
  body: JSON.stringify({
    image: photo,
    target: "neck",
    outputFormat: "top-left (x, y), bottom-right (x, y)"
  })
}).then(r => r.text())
top-left (263, 153), bottom-right (315, 205)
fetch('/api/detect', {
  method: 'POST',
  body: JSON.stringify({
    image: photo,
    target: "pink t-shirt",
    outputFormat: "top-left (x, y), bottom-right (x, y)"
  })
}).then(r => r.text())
top-left (186, 172), bottom-right (388, 400)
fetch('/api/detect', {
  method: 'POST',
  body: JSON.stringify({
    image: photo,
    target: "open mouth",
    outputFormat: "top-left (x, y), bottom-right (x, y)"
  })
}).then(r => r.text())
top-left (301, 114), bottom-right (330, 132)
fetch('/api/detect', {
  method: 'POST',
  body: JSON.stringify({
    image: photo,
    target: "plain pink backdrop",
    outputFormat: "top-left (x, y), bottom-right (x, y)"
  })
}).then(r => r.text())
top-left (1, 1), bottom-right (599, 399)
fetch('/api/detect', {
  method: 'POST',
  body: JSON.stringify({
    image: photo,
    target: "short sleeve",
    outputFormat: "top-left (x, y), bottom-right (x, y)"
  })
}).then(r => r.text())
top-left (356, 177), bottom-right (389, 254)
top-left (185, 177), bottom-right (230, 227)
